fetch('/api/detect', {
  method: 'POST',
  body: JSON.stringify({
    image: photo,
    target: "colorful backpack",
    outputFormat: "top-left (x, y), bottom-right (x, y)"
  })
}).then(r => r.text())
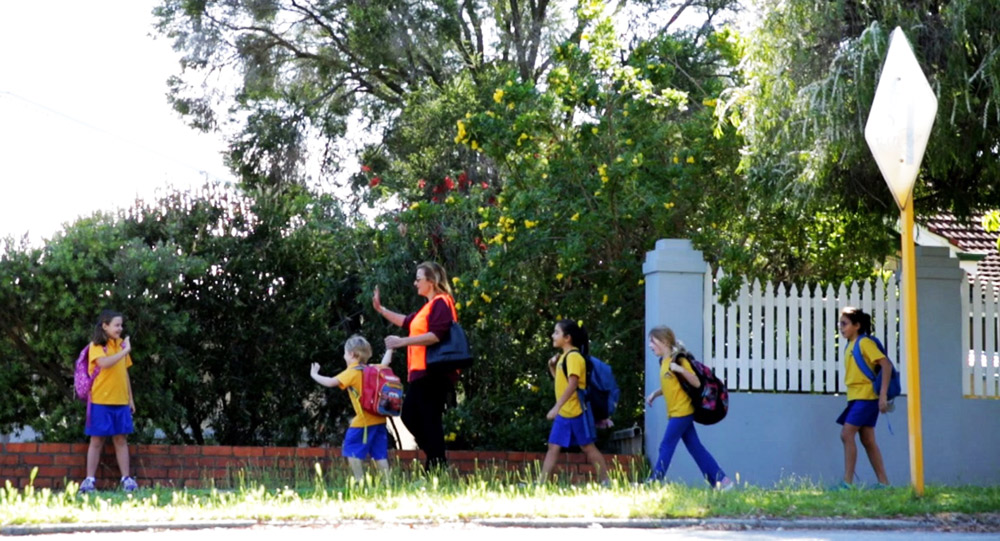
top-left (851, 334), bottom-right (902, 401)
top-left (673, 350), bottom-right (729, 425)
top-left (562, 353), bottom-right (620, 428)
top-left (73, 344), bottom-right (99, 402)
top-left (351, 365), bottom-right (403, 417)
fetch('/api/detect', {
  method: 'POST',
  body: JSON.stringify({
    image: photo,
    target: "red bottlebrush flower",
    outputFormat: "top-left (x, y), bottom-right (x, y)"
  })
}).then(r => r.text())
top-left (432, 196), bottom-right (440, 203)
top-left (444, 176), bottom-right (455, 190)
top-left (488, 196), bottom-right (497, 206)
top-left (458, 172), bottom-right (469, 187)
top-left (369, 176), bottom-right (381, 187)
top-left (475, 237), bottom-right (487, 252)
top-left (360, 165), bottom-right (372, 173)
top-left (418, 178), bottom-right (427, 189)
top-left (480, 181), bottom-right (489, 190)
top-left (432, 184), bottom-right (444, 194)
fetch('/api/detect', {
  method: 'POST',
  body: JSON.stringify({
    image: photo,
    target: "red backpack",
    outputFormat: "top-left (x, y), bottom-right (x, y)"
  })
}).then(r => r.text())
top-left (350, 365), bottom-right (403, 417)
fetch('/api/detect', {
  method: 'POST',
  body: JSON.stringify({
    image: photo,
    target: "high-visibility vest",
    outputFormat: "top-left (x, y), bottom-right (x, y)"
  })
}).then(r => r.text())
top-left (407, 294), bottom-right (458, 374)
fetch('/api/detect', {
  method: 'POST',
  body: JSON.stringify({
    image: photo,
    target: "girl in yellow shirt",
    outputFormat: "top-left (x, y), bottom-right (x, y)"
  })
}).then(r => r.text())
top-left (836, 307), bottom-right (891, 488)
top-left (79, 310), bottom-right (136, 494)
top-left (537, 319), bottom-right (610, 484)
top-left (645, 326), bottom-right (732, 489)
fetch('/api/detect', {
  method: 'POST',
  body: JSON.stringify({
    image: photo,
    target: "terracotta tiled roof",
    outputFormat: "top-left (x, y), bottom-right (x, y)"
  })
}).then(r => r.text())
top-left (923, 213), bottom-right (1000, 281)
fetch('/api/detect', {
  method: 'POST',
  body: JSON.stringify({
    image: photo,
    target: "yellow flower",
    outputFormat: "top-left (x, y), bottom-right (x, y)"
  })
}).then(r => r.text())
top-left (577, 319), bottom-right (584, 327)
top-left (506, 235), bottom-right (514, 242)
top-left (410, 202), bottom-right (421, 210)
top-left (556, 273), bottom-right (564, 280)
top-left (615, 156), bottom-right (624, 163)
top-left (524, 219), bottom-right (538, 229)
top-left (507, 102), bottom-right (515, 110)
top-left (673, 155), bottom-right (679, 164)
top-left (638, 279), bottom-right (645, 285)
top-left (594, 190), bottom-right (601, 196)
top-left (702, 98), bottom-right (718, 107)
top-left (530, 385), bottom-right (539, 393)
top-left (486, 110), bottom-right (496, 118)
top-left (452, 276), bottom-right (461, 285)
top-left (479, 221), bottom-right (489, 230)
top-left (602, 294), bottom-right (608, 304)
top-left (471, 140), bottom-right (479, 150)
top-left (445, 196), bottom-right (456, 204)
top-left (623, 110), bottom-right (629, 117)
top-left (663, 202), bottom-right (675, 209)
top-left (570, 212), bottom-right (580, 221)
top-left (445, 432), bottom-right (457, 442)
top-left (581, 33), bottom-right (589, 40)
top-left (473, 279), bottom-right (480, 287)
top-left (506, 80), bottom-right (514, 86)
top-left (493, 88), bottom-right (505, 103)
top-left (591, 127), bottom-right (599, 135)
top-left (454, 302), bottom-right (462, 310)
top-left (686, 156), bottom-right (695, 164)
top-left (626, 138), bottom-right (633, 145)
top-left (480, 292), bottom-right (492, 303)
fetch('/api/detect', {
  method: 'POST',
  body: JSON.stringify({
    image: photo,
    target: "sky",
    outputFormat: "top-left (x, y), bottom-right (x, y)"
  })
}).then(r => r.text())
top-left (0, 1), bottom-right (235, 245)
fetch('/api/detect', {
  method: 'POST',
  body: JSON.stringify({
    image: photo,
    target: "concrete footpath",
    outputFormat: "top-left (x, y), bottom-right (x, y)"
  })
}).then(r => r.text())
top-left (3, 516), bottom-right (1000, 536)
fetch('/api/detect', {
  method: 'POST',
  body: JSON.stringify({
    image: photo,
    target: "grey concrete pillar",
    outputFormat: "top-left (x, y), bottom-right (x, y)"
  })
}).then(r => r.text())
top-left (642, 239), bottom-right (709, 465)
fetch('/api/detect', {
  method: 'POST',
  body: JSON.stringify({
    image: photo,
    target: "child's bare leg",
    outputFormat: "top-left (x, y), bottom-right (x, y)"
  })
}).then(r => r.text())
top-left (581, 443), bottom-right (610, 483)
top-left (840, 424), bottom-right (860, 484)
top-left (538, 443), bottom-right (561, 484)
top-left (375, 459), bottom-right (390, 483)
top-left (111, 434), bottom-right (130, 478)
top-left (86, 436), bottom-right (105, 478)
top-left (859, 427), bottom-right (888, 484)
top-left (347, 458), bottom-right (364, 481)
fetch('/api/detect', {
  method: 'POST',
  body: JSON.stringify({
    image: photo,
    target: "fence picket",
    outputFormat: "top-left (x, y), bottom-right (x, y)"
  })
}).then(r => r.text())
top-left (789, 284), bottom-right (801, 392)
top-left (802, 285), bottom-right (815, 392)
top-left (752, 279), bottom-right (764, 390)
top-left (762, 281), bottom-right (775, 390)
top-left (776, 283), bottom-right (788, 391)
top-left (726, 283), bottom-right (739, 389)
top-left (714, 271), bottom-right (727, 384)
top-left (739, 281), bottom-right (751, 390)
top-left (824, 284), bottom-right (837, 393)
top-left (888, 274), bottom-right (903, 389)
top-left (973, 276), bottom-right (986, 397)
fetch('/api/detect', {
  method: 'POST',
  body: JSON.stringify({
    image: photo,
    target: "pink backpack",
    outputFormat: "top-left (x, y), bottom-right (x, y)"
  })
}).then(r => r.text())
top-left (353, 365), bottom-right (403, 417)
top-left (73, 345), bottom-right (99, 402)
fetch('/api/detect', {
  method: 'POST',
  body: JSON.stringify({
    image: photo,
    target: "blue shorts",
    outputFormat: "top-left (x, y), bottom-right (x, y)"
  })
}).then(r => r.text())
top-left (343, 425), bottom-right (389, 460)
top-left (85, 404), bottom-right (134, 437)
top-left (548, 414), bottom-right (595, 448)
top-left (836, 400), bottom-right (879, 428)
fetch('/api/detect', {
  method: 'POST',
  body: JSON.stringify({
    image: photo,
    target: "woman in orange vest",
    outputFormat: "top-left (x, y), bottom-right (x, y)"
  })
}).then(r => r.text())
top-left (373, 261), bottom-right (458, 470)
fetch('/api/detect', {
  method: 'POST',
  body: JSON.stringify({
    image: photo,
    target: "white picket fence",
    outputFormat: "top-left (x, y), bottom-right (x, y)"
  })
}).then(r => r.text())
top-left (962, 274), bottom-right (1000, 398)
top-left (703, 271), bottom-right (903, 394)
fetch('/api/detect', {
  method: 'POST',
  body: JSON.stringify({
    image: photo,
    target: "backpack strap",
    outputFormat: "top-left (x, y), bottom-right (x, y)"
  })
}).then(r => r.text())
top-left (346, 369), bottom-right (368, 444)
top-left (850, 334), bottom-right (886, 383)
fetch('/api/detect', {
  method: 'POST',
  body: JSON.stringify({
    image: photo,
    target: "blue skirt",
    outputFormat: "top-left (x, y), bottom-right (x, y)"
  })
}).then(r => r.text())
top-left (836, 400), bottom-right (879, 428)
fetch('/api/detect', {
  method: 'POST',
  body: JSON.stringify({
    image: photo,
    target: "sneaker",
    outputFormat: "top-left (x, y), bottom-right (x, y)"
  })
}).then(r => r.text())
top-left (79, 477), bottom-right (96, 494)
top-left (716, 477), bottom-right (735, 491)
top-left (831, 480), bottom-right (853, 491)
top-left (121, 476), bottom-right (138, 492)
top-left (870, 482), bottom-right (890, 490)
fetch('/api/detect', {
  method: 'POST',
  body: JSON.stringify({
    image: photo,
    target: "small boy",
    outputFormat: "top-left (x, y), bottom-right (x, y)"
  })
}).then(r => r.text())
top-left (310, 335), bottom-right (393, 482)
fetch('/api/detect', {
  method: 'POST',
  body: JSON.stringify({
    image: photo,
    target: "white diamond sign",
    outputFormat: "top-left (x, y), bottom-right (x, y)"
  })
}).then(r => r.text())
top-left (864, 27), bottom-right (938, 210)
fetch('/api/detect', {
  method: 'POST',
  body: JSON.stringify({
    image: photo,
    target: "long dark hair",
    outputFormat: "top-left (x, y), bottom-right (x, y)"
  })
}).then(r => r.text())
top-left (92, 310), bottom-right (123, 346)
top-left (841, 306), bottom-right (873, 336)
top-left (556, 319), bottom-right (589, 358)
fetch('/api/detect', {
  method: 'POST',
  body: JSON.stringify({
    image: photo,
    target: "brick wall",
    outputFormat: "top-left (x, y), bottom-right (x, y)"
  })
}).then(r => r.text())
top-left (0, 443), bottom-right (642, 489)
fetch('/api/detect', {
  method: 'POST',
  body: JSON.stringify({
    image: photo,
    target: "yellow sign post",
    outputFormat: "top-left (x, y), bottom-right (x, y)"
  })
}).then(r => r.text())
top-left (864, 27), bottom-right (937, 496)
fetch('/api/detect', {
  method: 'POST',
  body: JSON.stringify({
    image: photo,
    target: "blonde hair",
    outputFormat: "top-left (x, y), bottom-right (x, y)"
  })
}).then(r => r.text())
top-left (417, 261), bottom-right (453, 296)
top-left (344, 335), bottom-right (373, 363)
top-left (649, 326), bottom-right (680, 355)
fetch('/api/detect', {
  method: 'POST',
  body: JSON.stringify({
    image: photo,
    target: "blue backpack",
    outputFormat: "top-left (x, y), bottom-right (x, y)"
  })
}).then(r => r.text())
top-left (562, 353), bottom-right (620, 426)
top-left (850, 334), bottom-right (901, 401)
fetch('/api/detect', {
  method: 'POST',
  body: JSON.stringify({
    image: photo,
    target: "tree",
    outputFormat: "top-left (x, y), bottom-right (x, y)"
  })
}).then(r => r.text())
top-left (724, 0), bottom-right (1000, 224)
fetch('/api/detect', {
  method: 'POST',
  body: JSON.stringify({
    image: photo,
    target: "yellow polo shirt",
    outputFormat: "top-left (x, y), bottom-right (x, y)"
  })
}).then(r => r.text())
top-left (555, 350), bottom-right (587, 418)
top-left (660, 355), bottom-right (696, 418)
top-left (88, 339), bottom-right (132, 405)
top-left (336, 364), bottom-right (388, 428)
top-left (845, 337), bottom-right (885, 401)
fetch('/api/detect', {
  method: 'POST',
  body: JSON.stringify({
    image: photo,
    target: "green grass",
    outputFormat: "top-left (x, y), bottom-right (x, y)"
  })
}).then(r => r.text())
top-left (3, 463), bottom-right (999, 526)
